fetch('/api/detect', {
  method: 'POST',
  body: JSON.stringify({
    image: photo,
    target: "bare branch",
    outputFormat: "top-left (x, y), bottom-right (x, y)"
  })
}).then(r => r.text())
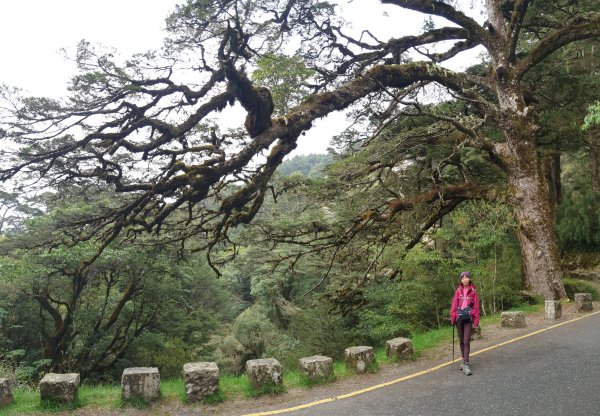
top-left (381, 0), bottom-right (489, 47)
top-left (515, 13), bottom-right (600, 80)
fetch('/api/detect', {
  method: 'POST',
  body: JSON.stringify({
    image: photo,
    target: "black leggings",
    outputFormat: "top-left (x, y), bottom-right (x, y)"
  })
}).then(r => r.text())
top-left (456, 320), bottom-right (473, 362)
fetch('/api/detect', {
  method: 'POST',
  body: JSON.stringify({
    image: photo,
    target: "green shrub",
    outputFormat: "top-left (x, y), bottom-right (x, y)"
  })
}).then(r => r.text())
top-left (212, 334), bottom-right (246, 375)
top-left (0, 353), bottom-right (50, 387)
top-left (265, 333), bottom-right (307, 370)
top-left (297, 372), bottom-right (336, 387)
top-left (246, 382), bottom-right (286, 397)
top-left (201, 389), bottom-right (225, 404)
top-left (557, 191), bottom-right (600, 250)
top-left (366, 359), bottom-right (379, 374)
top-left (125, 333), bottom-right (193, 379)
top-left (40, 396), bottom-right (82, 412)
top-left (563, 278), bottom-right (600, 301)
top-left (357, 279), bottom-right (446, 346)
top-left (120, 395), bottom-right (152, 410)
top-left (233, 305), bottom-right (278, 359)
top-left (286, 303), bottom-right (350, 361)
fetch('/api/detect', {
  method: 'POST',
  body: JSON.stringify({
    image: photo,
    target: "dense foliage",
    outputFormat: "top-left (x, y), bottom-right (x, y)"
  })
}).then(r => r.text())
top-left (0, 146), bottom-right (597, 384)
top-left (0, 155), bottom-right (526, 383)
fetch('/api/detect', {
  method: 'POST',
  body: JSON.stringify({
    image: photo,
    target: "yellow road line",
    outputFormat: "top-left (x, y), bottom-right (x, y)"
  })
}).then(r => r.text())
top-left (243, 309), bottom-right (600, 416)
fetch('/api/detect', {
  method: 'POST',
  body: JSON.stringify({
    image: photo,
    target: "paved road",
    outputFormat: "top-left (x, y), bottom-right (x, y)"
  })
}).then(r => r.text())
top-left (258, 312), bottom-right (600, 416)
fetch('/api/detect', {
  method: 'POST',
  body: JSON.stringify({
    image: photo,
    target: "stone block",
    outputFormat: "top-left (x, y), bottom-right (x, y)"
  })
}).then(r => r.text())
top-left (575, 293), bottom-right (593, 313)
top-left (245, 358), bottom-right (283, 389)
top-left (298, 355), bottom-right (333, 381)
top-left (545, 300), bottom-right (562, 320)
top-left (39, 373), bottom-right (80, 403)
top-left (121, 367), bottom-right (160, 402)
top-left (0, 378), bottom-right (13, 406)
top-left (183, 362), bottom-right (219, 403)
top-left (344, 346), bottom-right (375, 374)
top-left (501, 311), bottom-right (526, 328)
top-left (385, 338), bottom-right (413, 360)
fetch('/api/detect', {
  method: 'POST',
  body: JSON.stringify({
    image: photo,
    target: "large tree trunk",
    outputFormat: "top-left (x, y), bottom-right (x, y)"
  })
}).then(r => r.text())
top-left (501, 96), bottom-right (566, 300)
top-left (506, 141), bottom-right (566, 300)
top-left (495, 83), bottom-right (567, 300)
top-left (543, 147), bottom-right (561, 208)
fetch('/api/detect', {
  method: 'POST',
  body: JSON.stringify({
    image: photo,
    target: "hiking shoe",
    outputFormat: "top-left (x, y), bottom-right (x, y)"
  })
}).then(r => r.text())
top-left (458, 362), bottom-right (463, 371)
top-left (463, 362), bottom-right (472, 376)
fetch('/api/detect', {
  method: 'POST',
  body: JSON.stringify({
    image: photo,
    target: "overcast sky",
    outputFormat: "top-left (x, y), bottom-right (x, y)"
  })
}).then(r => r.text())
top-left (0, 1), bottom-right (481, 155)
top-left (0, 0), bottom-right (178, 96)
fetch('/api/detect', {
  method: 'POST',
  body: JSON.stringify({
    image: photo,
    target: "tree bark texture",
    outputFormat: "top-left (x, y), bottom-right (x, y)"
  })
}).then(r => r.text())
top-left (544, 151), bottom-right (561, 208)
top-left (497, 94), bottom-right (567, 299)
top-left (507, 147), bottom-right (566, 300)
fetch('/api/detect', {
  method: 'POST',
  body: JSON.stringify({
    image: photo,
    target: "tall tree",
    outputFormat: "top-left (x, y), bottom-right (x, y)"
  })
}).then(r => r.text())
top-left (2, 0), bottom-right (600, 299)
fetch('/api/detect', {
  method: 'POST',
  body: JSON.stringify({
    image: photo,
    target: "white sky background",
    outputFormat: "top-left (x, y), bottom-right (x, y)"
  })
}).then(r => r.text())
top-left (0, 0), bottom-right (179, 95)
top-left (0, 0), bottom-right (483, 156)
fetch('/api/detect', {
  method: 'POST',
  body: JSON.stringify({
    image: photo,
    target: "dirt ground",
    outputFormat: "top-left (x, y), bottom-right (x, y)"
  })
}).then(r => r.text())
top-left (60, 296), bottom-right (599, 416)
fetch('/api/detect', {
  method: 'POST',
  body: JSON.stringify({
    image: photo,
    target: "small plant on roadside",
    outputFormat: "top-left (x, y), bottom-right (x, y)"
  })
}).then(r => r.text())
top-left (39, 397), bottom-right (81, 412)
top-left (76, 383), bottom-right (122, 409)
top-left (120, 395), bottom-right (153, 410)
top-left (332, 361), bottom-right (352, 380)
top-left (201, 389), bottom-right (225, 404)
top-left (366, 359), bottom-right (380, 374)
top-left (159, 378), bottom-right (185, 403)
top-left (298, 372), bottom-right (336, 388)
top-left (246, 382), bottom-right (286, 397)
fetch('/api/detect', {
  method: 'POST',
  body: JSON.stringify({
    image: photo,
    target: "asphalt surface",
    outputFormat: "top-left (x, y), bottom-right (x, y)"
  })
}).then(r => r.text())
top-left (259, 312), bottom-right (600, 416)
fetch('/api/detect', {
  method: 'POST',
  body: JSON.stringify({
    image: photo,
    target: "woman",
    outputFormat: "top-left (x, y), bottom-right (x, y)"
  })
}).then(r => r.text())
top-left (450, 271), bottom-right (480, 376)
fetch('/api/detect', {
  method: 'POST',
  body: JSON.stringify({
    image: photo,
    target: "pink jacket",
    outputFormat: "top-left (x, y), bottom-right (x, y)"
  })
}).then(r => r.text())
top-left (450, 284), bottom-right (480, 326)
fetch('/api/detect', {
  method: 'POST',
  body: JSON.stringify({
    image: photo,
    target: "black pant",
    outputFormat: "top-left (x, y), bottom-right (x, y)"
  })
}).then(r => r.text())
top-left (456, 319), bottom-right (473, 362)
